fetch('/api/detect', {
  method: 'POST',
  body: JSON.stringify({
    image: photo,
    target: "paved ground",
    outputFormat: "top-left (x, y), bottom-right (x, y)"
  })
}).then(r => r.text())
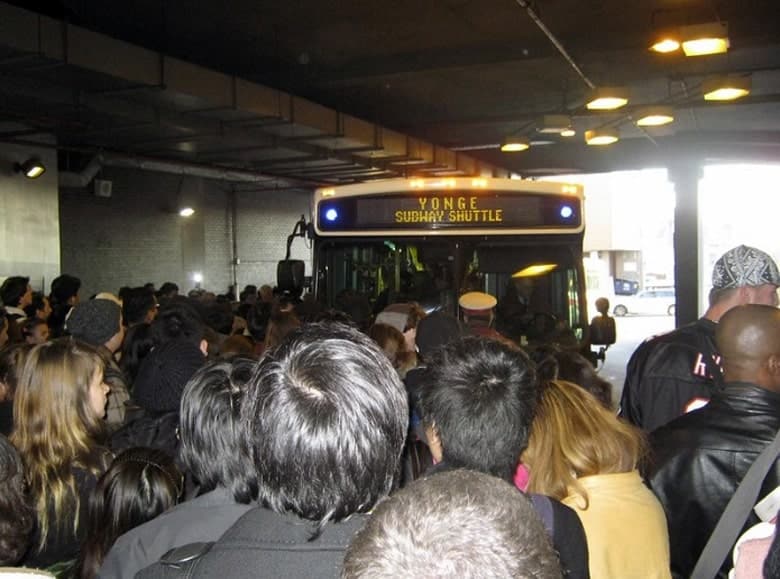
top-left (598, 314), bottom-right (676, 407)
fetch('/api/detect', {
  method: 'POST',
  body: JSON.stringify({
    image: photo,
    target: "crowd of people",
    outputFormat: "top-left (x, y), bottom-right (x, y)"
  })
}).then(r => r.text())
top-left (0, 243), bottom-right (779, 578)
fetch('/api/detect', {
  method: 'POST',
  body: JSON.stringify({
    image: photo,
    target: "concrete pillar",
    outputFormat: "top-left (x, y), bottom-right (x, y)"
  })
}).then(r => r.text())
top-left (668, 162), bottom-right (703, 327)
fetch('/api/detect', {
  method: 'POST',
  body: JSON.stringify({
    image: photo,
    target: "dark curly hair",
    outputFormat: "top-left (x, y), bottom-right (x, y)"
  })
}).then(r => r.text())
top-left (0, 433), bottom-right (34, 565)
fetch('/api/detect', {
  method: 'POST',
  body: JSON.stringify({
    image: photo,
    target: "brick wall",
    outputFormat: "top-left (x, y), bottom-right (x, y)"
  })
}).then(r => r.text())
top-left (59, 167), bottom-right (311, 298)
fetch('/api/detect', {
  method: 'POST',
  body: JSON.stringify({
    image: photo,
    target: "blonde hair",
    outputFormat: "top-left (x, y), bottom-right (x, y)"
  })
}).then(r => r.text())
top-left (523, 380), bottom-right (644, 506)
top-left (11, 338), bottom-right (108, 551)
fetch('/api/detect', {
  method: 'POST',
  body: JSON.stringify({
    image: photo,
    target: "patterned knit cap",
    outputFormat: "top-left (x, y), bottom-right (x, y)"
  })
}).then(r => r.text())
top-left (712, 245), bottom-right (780, 290)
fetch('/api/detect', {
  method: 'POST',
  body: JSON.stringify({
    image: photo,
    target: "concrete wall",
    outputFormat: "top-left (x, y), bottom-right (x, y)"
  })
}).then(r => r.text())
top-left (0, 142), bottom-right (60, 291)
top-left (59, 167), bottom-right (311, 298)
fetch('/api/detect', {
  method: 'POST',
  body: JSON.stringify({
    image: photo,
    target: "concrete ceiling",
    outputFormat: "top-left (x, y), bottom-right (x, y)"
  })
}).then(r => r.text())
top-left (2, 0), bottom-right (780, 185)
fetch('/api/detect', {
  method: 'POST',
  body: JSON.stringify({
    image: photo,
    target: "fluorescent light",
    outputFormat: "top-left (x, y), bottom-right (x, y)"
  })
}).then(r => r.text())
top-left (586, 87), bottom-right (629, 110)
top-left (635, 107), bottom-right (675, 127)
top-left (703, 76), bottom-right (751, 101)
top-left (179, 207), bottom-right (195, 217)
top-left (512, 264), bottom-right (558, 278)
top-left (500, 137), bottom-right (530, 152)
top-left (585, 129), bottom-right (619, 146)
top-left (681, 22), bottom-right (729, 56)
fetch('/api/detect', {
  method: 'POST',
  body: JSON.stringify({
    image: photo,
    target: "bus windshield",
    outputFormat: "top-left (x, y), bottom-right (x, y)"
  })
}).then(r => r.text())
top-left (316, 236), bottom-right (584, 345)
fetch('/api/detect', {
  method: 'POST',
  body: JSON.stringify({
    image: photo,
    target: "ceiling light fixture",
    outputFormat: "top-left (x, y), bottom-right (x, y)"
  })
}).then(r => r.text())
top-left (650, 22), bottom-right (729, 57)
top-left (586, 87), bottom-right (629, 110)
top-left (179, 207), bottom-right (195, 217)
top-left (500, 137), bottom-right (530, 152)
top-left (702, 75), bottom-right (751, 101)
top-left (585, 128), bottom-right (619, 146)
top-left (560, 129), bottom-right (576, 137)
top-left (14, 157), bottom-right (46, 179)
top-left (536, 114), bottom-right (572, 134)
top-left (681, 22), bottom-right (729, 56)
top-left (635, 106), bottom-right (675, 127)
top-left (650, 37), bottom-right (681, 54)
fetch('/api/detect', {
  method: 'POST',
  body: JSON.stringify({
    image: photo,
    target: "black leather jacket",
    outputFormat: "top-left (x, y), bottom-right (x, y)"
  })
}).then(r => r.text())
top-left (620, 318), bottom-right (721, 432)
top-left (645, 382), bottom-right (780, 579)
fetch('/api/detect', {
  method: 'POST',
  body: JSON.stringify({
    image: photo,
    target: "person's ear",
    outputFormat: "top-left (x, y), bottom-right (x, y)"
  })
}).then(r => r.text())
top-left (199, 339), bottom-right (209, 356)
top-left (425, 423), bottom-right (443, 464)
top-left (767, 354), bottom-right (780, 378)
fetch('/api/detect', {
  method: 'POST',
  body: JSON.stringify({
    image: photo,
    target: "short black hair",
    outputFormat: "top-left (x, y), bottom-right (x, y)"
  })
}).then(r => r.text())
top-left (342, 469), bottom-right (561, 578)
top-left (420, 336), bottom-right (538, 481)
top-left (151, 298), bottom-right (205, 346)
top-left (23, 291), bottom-right (47, 319)
top-left (245, 323), bottom-right (407, 526)
top-left (179, 356), bottom-right (258, 503)
top-left (122, 287), bottom-right (157, 327)
top-left (49, 274), bottom-right (81, 305)
top-left (156, 282), bottom-right (179, 300)
top-left (0, 276), bottom-right (29, 308)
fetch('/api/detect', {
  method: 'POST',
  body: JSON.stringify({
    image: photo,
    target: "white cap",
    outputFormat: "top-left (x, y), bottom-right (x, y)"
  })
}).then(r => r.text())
top-left (458, 291), bottom-right (497, 313)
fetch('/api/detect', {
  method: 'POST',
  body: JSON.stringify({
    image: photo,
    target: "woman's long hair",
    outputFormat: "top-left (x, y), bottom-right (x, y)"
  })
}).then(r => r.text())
top-left (76, 447), bottom-right (183, 579)
top-left (10, 338), bottom-right (109, 551)
top-left (523, 379), bottom-right (644, 507)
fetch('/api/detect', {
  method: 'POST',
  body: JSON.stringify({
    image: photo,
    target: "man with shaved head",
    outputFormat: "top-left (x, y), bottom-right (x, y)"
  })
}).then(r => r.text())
top-left (646, 304), bottom-right (780, 578)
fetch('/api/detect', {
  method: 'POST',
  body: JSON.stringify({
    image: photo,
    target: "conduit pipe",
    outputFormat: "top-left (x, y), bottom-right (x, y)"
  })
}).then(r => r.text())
top-left (514, 0), bottom-right (596, 90)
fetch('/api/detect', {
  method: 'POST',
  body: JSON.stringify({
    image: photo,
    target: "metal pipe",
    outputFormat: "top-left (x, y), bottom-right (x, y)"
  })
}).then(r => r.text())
top-left (59, 155), bottom-right (103, 188)
top-left (513, 0), bottom-right (596, 90)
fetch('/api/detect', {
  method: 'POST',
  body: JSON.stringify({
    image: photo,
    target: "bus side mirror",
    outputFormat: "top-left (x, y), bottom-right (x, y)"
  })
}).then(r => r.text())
top-left (277, 260), bottom-right (305, 295)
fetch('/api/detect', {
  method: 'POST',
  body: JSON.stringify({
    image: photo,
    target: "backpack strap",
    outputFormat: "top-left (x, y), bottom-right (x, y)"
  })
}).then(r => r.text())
top-left (155, 542), bottom-right (213, 577)
top-left (691, 428), bottom-right (780, 579)
top-left (528, 493), bottom-right (555, 538)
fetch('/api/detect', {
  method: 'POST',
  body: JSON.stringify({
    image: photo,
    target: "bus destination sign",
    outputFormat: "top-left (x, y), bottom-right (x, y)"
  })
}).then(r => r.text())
top-left (317, 190), bottom-right (580, 232)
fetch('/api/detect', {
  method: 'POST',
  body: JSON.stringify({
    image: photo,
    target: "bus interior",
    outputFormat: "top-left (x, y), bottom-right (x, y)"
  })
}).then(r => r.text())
top-left (315, 236), bottom-right (586, 346)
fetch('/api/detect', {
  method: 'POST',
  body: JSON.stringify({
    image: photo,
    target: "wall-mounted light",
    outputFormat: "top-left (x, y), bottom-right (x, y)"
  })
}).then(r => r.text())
top-left (585, 128), bottom-right (619, 146)
top-left (702, 75), bottom-right (751, 101)
top-left (192, 272), bottom-right (203, 285)
top-left (635, 106), bottom-right (675, 127)
top-left (586, 87), bottom-right (629, 111)
top-left (14, 157), bottom-right (46, 179)
top-left (500, 137), bottom-right (530, 152)
top-left (179, 207), bottom-right (195, 217)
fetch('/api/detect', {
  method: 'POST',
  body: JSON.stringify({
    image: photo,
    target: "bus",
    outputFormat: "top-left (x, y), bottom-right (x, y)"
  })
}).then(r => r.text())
top-left (281, 177), bottom-right (592, 348)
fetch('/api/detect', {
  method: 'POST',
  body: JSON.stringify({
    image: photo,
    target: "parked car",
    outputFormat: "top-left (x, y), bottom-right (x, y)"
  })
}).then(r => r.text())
top-left (613, 288), bottom-right (676, 317)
